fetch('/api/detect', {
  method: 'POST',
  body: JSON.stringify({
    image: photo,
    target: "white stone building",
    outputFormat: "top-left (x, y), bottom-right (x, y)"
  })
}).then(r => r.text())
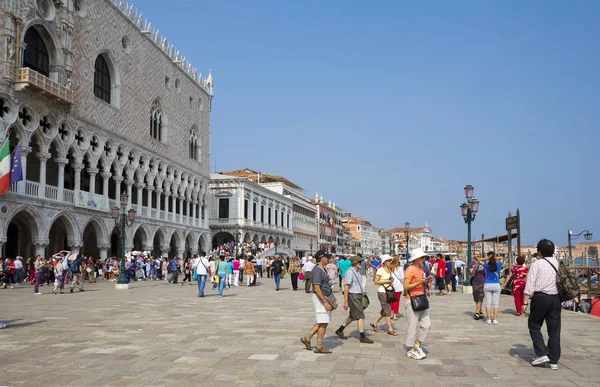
top-left (259, 182), bottom-right (318, 257)
top-left (208, 173), bottom-right (294, 252)
top-left (0, 0), bottom-right (213, 260)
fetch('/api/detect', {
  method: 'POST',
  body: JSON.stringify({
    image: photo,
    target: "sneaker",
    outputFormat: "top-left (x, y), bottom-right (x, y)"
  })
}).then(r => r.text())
top-left (335, 330), bottom-right (347, 340)
top-left (548, 364), bottom-right (558, 370)
top-left (359, 337), bottom-right (374, 344)
top-left (34, 292), bottom-right (42, 295)
top-left (414, 346), bottom-right (427, 358)
top-left (492, 320), bottom-right (499, 325)
top-left (70, 289), bottom-right (73, 293)
top-left (477, 313), bottom-right (485, 319)
top-left (532, 355), bottom-right (550, 366)
top-left (473, 313), bottom-right (480, 320)
top-left (486, 320), bottom-right (492, 325)
top-left (0, 323), bottom-right (6, 329)
top-left (406, 348), bottom-right (424, 360)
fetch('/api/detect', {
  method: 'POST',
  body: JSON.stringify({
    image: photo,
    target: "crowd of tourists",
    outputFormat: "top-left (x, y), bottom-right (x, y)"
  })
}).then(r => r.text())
top-left (0, 237), bottom-right (583, 371)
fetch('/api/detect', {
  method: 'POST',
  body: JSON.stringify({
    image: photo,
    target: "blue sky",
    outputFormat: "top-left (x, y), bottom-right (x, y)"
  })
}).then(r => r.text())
top-left (137, 0), bottom-right (599, 245)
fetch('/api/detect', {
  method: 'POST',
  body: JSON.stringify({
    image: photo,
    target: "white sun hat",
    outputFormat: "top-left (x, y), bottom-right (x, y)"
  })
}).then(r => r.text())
top-left (409, 248), bottom-right (427, 262)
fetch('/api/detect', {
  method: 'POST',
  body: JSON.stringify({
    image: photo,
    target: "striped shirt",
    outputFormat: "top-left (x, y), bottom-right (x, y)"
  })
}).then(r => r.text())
top-left (524, 256), bottom-right (558, 296)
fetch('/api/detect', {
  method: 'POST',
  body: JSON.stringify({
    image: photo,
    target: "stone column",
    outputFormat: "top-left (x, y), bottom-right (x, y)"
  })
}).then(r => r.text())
top-left (191, 200), bottom-right (197, 227)
top-left (97, 244), bottom-right (108, 260)
top-left (156, 189), bottom-right (163, 216)
top-left (135, 182), bottom-right (145, 215)
top-left (17, 146), bottom-right (31, 193)
top-left (73, 162), bottom-right (84, 192)
top-left (176, 247), bottom-right (185, 258)
top-left (37, 151), bottom-right (51, 198)
top-left (171, 195), bottom-right (177, 221)
top-left (160, 246), bottom-right (170, 258)
top-left (163, 192), bottom-right (170, 217)
top-left (33, 239), bottom-right (49, 257)
top-left (70, 240), bottom-right (83, 255)
top-left (101, 172), bottom-right (111, 200)
top-left (56, 157), bottom-right (68, 201)
top-left (125, 179), bottom-right (134, 209)
top-left (186, 199), bottom-right (191, 225)
top-left (0, 237), bottom-right (6, 259)
top-left (179, 196), bottom-right (184, 223)
top-left (113, 175), bottom-right (123, 201)
top-left (146, 186), bottom-right (154, 213)
top-left (87, 167), bottom-right (99, 194)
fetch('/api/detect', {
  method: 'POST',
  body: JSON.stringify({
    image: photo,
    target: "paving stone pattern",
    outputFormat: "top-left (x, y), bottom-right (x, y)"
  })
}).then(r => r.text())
top-left (0, 278), bottom-right (599, 387)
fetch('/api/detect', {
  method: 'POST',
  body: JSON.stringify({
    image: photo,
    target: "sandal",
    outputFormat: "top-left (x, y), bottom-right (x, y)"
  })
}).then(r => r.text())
top-left (313, 347), bottom-right (332, 354)
top-left (387, 330), bottom-right (398, 336)
top-left (370, 322), bottom-right (380, 332)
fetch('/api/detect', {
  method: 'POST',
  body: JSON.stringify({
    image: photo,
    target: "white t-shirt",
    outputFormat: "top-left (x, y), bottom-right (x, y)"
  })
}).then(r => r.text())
top-left (303, 261), bottom-right (315, 273)
top-left (14, 259), bottom-right (23, 269)
top-left (391, 266), bottom-right (405, 292)
top-left (196, 258), bottom-right (210, 275)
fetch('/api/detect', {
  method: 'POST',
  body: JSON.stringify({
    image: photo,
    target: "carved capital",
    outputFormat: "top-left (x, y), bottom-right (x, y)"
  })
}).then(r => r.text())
top-left (160, 246), bottom-right (170, 253)
top-left (87, 167), bottom-right (99, 175)
top-left (100, 172), bottom-right (112, 180)
top-left (37, 151), bottom-right (51, 161)
top-left (113, 175), bottom-right (124, 183)
top-left (146, 186), bottom-right (155, 192)
top-left (32, 239), bottom-right (50, 247)
top-left (69, 240), bottom-right (84, 248)
top-left (73, 162), bottom-right (84, 171)
top-left (20, 146), bottom-right (32, 156)
top-left (97, 244), bottom-right (111, 250)
top-left (135, 182), bottom-right (145, 189)
top-left (55, 157), bottom-right (69, 166)
top-left (125, 179), bottom-right (135, 186)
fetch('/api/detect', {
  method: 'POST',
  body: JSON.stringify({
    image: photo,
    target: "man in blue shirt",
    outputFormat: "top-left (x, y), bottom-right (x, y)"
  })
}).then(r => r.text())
top-left (337, 256), bottom-right (352, 289)
top-left (256, 257), bottom-right (264, 277)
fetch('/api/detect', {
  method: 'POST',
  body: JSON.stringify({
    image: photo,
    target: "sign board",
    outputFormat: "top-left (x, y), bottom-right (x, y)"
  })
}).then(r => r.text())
top-left (75, 190), bottom-right (109, 212)
top-left (506, 215), bottom-right (518, 231)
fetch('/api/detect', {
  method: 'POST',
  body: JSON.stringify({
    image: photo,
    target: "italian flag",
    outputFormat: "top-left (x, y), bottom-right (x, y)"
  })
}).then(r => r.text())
top-left (0, 140), bottom-right (10, 195)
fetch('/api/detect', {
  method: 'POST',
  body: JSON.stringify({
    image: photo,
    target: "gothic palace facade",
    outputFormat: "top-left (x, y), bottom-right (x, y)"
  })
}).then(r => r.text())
top-left (0, 0), bottom-right (214, 260)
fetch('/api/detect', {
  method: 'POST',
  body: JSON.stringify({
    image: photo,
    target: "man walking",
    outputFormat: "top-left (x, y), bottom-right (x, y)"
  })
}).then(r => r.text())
top-left (335, 256), bottom-right (374, 344)
top-left (302, 257), bottom-right (315, 293)
top-left (301, 250), bottom-right (335, 353)
top-left (256, 256), bottom-right (264, 278)
top-left (271, 255), bottom-right (284, 291)
top-left (522, 239), bottom-right (561, 370)
top-left (194, 252), bottom-right (211, 297)
top-left (69, 255), bottom-right (85, 293)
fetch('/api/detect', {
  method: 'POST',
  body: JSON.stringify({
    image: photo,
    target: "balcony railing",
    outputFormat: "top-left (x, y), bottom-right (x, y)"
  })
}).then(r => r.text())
top-left (14, 67), bottom-right (74, 105)
top-left (45, 185), bottom-right (58, 200)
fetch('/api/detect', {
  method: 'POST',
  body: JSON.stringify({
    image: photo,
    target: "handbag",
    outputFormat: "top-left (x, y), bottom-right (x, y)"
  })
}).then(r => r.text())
top-left (408, 288), bottom-right (429, 311)
top-left (385, 286), bottom-right (398, 303)
top-left (351, 269), bottom-right (370, 310)
top-left (299, 272), bottom-right (305, 280)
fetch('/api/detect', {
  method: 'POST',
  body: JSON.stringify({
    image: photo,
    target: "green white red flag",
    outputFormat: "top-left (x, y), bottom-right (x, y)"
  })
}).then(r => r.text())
top-left (0, 139), bottom-right (11, 195)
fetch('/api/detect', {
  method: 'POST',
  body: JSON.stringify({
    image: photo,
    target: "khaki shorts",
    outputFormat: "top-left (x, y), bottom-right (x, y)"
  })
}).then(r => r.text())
top-left (377, 292), bottom-right (392, 317)
top-left (472, 284), bottom-right (484, 302)
top-left (348, 293), bottom-right (365, 321)
top-left (312, 293), bottom-right (332, 324)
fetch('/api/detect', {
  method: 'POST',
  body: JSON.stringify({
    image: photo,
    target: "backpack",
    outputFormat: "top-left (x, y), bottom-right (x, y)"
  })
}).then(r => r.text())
top-left (69, 259), bottom-right (79, 273)
top-left (542, 258), bottom-right (579, 302)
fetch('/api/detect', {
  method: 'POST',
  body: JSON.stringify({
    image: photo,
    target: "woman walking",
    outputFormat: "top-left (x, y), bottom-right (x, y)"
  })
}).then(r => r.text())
top-left (53, 257), bottom-right (65, 294)
top-left (404, 248), bottom-right (433, 360)
top-left (483, 252), bottom-right (503, 325)
top-left (504, 255), bottom-right (528, 316)
top-left (370, 255), bottom-right (398, 336)
top-left (33, 256), bottom-right (44, 295)
top-left (289, 256), bottom-right (301, 290)
top-left (26, 258), bottom-right (35, 284)
top-left (181, 259), bottom-right (193, 286)
top-left (389, 255), bottom-right (404, 320)
top-left (245, 258), bottom-right (256, 286)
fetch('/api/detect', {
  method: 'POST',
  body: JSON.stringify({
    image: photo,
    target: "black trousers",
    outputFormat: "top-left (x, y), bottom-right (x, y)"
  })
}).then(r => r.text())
top-left (451, 274), bottom-right (457, 292)
top-left (528, 292), bottom-right (561, 364)
top-left (290, 273), bottom-right (299, 290)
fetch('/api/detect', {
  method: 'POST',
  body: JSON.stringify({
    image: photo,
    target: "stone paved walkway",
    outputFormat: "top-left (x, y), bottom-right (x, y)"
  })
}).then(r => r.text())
top-left (0, 277), bottom-right (598, 386)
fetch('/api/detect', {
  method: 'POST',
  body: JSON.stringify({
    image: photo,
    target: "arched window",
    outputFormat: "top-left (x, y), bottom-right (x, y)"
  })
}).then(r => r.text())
top-left (23, 28), bottom-right (49, 77)
top-left (150, 100), bottom-right (163, 141)
top-left (189, 127), bottom-right (198, 160)
top-left (94, 55), bottom-right (111, 103)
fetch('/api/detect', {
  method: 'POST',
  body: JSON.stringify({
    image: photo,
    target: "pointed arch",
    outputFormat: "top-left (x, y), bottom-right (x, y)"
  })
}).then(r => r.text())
top-left (93, 51), bottom-right (120, 107)
top-left (81, 215), bottom-right (109, 245)
top-left (48, 210), bottom-right (80, 245)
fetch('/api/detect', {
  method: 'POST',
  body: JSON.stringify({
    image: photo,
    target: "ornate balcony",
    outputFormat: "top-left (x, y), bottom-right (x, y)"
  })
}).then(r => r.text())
top-left (14, 67), bottom-right (74, 105)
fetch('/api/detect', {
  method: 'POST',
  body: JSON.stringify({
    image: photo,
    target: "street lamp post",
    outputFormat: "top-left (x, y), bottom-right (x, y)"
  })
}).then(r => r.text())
top-left (112, 192), bottom-right (136, 290)
top-left (460, 184), bottom-right (480, 290)
top-left (568, 229), bottom-right (593, 266)
top-left (404, 222), bottom-right (411, 261)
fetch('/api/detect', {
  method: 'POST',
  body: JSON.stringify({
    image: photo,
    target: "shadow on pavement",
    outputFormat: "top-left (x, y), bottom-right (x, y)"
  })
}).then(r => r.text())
top-left (5, 320), bottom-right (47, 328)
top-left (509, 343), bottom-right (533, 362)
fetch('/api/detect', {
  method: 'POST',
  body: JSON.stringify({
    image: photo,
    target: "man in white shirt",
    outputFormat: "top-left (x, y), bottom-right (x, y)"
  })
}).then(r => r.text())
top-left (13, 257), bottom-right (23, 285)
top-left (522, 239), bottom-right (561, 370)
top-left (194, 252), bottom-right (211, 297)
top-left (302, 257), bottom-right (316, 293)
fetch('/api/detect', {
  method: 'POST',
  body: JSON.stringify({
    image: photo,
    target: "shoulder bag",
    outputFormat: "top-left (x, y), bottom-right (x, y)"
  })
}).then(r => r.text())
top-left (317, 266), bottom-right (338, 310)
top-left (383, 271), bottom-right (397, 303)
top-left (351, 269), bottom-right (370, 309)
top-left (407, 274), bottom-right (429, 311)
